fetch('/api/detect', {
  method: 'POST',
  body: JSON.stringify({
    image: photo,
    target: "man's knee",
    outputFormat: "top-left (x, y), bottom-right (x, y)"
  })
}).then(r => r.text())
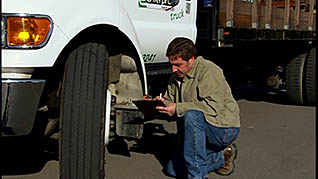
top-left (184, 110), bottom-right (205, 125)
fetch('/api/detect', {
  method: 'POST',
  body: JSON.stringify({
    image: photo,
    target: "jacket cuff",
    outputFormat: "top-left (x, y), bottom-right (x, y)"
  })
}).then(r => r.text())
top-left (176, 103), bottom-right (185, 117)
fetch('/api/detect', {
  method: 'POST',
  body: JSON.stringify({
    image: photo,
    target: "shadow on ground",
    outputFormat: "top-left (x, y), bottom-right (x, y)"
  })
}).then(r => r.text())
top-left (107, 122), bottom-right (178, 171)
top-left (0, 112), bottom-right (58, 175)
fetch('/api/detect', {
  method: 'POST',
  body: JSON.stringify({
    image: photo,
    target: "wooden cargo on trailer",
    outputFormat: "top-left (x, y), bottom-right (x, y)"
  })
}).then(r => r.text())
top-left (218, 0), bottom-right (316, 30)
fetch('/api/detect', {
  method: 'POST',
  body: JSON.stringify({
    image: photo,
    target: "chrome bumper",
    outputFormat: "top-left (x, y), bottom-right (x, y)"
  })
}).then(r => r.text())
top-left (1, 79), bottom-right (45, 136)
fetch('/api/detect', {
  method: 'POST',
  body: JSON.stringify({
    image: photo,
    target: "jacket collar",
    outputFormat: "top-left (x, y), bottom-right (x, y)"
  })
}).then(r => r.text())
top-left (184, 56), bottom-right (202, 80)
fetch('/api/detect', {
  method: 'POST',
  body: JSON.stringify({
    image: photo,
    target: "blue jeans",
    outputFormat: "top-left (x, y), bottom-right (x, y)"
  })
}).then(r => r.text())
top-left (166, 110), bottom-right (239, 179)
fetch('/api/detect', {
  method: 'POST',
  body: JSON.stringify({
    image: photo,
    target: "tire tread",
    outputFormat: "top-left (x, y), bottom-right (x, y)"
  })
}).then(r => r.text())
top-left (60, 43), bottom-right (108, 179)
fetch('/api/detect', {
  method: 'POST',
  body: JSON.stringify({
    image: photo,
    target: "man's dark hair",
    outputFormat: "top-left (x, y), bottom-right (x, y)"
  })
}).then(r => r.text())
top-left (166, 37), bottom-right (198, 61)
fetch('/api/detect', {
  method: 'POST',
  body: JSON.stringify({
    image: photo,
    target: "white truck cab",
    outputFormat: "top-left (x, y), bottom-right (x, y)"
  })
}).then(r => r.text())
top-left (2, 0), bottom-right (198, 178)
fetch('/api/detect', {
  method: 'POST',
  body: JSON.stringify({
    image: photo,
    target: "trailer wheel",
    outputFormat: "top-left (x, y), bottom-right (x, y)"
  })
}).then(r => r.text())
top-left (60, 43), bottom-right (108, 179)
top-left (286, 53), bottom-right (306, 104)
top-left (304, 47), bottom-right (316, 105)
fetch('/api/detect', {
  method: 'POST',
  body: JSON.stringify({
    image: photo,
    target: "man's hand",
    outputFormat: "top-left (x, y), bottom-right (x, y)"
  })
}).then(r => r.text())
top-left (154, 93), bottom-right (166, 103)
top-left (143, 94), bottom-right (152, 100)
top-left (156, 102), bottom-right (176, 116)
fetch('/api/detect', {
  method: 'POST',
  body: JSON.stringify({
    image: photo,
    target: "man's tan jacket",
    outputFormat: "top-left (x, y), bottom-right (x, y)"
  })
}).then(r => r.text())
top-left (164, 56), bottom-right (240, 127)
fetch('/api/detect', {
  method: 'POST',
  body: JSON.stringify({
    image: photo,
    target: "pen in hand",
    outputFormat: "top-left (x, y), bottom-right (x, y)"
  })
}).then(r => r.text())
top-left (156, 93), bottom-right (165, 103)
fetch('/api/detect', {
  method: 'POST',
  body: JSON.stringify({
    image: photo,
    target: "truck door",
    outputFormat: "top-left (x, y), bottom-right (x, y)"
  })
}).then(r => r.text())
top-left (119, 0), bottom-right (197, 63)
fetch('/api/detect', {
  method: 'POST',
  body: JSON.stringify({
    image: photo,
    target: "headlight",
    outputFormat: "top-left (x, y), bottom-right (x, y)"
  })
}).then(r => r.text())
top-left (2, 14), bottom-right (53, 49)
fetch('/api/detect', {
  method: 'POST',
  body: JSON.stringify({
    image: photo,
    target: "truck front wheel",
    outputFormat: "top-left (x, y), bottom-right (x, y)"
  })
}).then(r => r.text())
top-left (60, 42), bottom-right (108, 179)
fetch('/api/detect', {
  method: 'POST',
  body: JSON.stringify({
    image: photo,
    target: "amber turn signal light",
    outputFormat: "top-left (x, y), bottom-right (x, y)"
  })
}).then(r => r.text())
top-left (7, 17), bottom-right (51, 47)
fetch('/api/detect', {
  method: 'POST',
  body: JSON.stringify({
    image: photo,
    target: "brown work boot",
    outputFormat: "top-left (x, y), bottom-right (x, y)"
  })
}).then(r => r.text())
top-left (215, 143), bottom-right (238, 176)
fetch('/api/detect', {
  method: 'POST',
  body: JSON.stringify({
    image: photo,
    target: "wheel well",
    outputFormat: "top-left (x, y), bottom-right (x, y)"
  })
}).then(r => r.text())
top-left (49, 24), bottom-right (143, 79)
top-left (35, 24), bottom-right (145, 117)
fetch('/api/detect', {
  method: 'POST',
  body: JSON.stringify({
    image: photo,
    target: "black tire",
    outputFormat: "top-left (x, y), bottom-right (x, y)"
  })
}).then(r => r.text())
top-left (60, 43), bottom-right (108, 179)
top-left (304, 47), bottom-right (316, 105)
top-left (286, 53), bottom-right (306, 104)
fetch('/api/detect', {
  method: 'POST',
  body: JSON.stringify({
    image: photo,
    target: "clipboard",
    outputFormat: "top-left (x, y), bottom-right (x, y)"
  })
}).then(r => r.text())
top-left (132, 99), bottom-right (166, 117)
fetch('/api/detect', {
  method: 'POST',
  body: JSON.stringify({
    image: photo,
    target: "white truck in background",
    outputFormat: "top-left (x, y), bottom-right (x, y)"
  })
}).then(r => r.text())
top-left (1, 0), bottom-right (316, 178)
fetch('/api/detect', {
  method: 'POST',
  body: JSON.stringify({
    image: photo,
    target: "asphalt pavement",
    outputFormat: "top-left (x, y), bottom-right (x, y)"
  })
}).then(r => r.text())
top-left (1, 85), bottom-right (316, 179)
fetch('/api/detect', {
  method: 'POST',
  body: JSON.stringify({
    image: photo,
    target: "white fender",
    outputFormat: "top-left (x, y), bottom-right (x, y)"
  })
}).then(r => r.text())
top-left (2, 0), bottom-right (147, 93)
top-left (117, 4), bottom-right (148, 94)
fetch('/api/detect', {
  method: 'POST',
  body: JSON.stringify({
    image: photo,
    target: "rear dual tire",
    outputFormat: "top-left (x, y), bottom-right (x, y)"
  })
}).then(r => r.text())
top-left (286, 47), bottom-right (316, 105)
top-left (304, 47), bottom-right (316, 105)
top-left (286, 53), bottom-right (306, 104)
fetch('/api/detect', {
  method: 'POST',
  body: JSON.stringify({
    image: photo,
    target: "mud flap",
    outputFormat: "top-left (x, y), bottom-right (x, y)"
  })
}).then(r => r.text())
top-left (115, 106), bottom-right (144, 139)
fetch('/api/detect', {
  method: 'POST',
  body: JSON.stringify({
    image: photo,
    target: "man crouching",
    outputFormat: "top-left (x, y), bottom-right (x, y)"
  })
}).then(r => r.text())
top-left (156, 37), bottom-right (240, 179)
